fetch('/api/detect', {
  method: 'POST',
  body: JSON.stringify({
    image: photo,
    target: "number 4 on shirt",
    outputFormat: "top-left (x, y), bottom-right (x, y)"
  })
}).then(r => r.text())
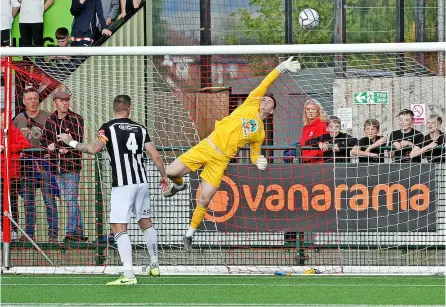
top-left (126, 133), bottom-right (138, 154)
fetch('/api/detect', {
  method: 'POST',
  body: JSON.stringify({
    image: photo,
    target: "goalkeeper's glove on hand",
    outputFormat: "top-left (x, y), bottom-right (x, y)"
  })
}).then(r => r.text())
top-left (277, 56), bottom-right (301, 73)
top-left (256, 155), bottom-right (267, 170)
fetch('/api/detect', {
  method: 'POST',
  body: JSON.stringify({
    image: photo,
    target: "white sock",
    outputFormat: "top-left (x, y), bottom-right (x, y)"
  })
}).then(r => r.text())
top-left (185, 226), bottom-right (196, 238)
top-left (115, 232), bottom-right (135, 279)
top-left (143, 226), bottom-right (158, 266)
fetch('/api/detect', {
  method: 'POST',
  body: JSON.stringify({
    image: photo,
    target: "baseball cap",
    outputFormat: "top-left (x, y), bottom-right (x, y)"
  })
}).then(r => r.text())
top-left (53, 90), bottom-right (71, 100)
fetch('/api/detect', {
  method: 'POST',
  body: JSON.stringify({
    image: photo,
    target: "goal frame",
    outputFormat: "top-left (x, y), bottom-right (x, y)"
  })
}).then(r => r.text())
top-left (1, 42), bottom-right (445, 275)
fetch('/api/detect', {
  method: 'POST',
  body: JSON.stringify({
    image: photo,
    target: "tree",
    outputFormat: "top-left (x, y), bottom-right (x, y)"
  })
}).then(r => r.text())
top-left (228, 0), bottom-right (334, 45)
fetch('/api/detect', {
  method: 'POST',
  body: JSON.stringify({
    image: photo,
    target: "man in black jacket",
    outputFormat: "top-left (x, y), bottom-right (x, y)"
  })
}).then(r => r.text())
top-left (71, 0), bottom-right (112, 46)
top-left (305, 116), bottom-right (357, 163)
top-left (41, 90), bottom-right (87, 241)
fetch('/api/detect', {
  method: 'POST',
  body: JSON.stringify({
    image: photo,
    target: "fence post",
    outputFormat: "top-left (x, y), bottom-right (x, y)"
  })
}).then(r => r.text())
top-left (95, 153), bottom-right (106, 265)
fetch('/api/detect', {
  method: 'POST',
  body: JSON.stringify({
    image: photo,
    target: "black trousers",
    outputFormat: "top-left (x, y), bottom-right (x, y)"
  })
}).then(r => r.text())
top-left (1, 29), bottom-right (11, 46)
top-left (19, 23), bottom-right (44, 47)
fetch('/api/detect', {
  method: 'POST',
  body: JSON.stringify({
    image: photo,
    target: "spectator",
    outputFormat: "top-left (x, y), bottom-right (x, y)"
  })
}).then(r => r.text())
top-left (70, 0), bottom-right (112, 47)
top-left (305, 116), bottom-right (357, 163)
top-left (410, 114), bottom-right (444, 163)
top-left (298, 99), bottom-right (328, 163)
top-left (13, 87), bottom-right (59, 242)
top-left (55, 27), bottom-right (71, 48)
top-left (351, 118), bottom-right (387, 163)
top-left (41, 90), bottom-right (87, 242)
top-left (388, 109), bottom-right (424, 163)
top-left (48, 28), bottom-right (72, 63)
top-left (1, 0), bottom-right (21, 47)
top-left (0, 108), bottom-right (31, 241)
top-left (98, 0), bottom-right (119, 30)
top-left (19, 0), bottom-right (54, 47)
top-left (119, 0), bottom-right (142, 18)
top-left (37, 27), bottom-right (84, 81)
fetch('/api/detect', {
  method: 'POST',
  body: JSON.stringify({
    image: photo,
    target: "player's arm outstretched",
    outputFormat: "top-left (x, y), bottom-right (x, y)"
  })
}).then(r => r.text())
top-left (243, 56), bottom-right (301, 108)
top-left (145, 142), bottom-right (169, 191)
top-left (57, 133), bottom-right (106, 154)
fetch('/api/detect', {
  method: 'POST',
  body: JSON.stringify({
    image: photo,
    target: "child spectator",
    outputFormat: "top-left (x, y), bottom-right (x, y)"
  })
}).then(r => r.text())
top-left (46, 28), bottom-right (72, 64)
top-left (388, 109), bottom-right (424, 163)
top-left (351, 118), bottom-right (387, 163)
top-left (55, 27), bottom-right (71, 47)
top-left (305, 116), bottom-right (357, 163)
top-left (410, 115), bottom-right (444, 163)
top-left (1, 0), bottom-right (21, 47)
top-left (0, 108), bottom-right (31, 241)
top-left (19, 0), bottom-right (54, 47)
top-left (71, 0), bottom-right (112, 47)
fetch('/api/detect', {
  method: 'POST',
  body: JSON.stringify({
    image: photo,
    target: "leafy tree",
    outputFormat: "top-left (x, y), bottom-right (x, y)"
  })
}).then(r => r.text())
top-left (228, 0), bottom-right (334, 45)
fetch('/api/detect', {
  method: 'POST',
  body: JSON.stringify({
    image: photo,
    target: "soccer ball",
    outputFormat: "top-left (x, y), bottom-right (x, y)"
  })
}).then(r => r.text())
top-left (298, 8), bottom-right (320, 29)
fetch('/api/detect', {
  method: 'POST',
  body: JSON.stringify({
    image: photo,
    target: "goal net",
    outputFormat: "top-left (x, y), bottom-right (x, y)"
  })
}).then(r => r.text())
top-left (1, 43), bottom-right (445, 275)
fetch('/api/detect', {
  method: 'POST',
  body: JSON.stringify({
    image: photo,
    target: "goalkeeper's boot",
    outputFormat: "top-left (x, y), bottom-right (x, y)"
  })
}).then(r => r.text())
top-left (163, 183), bottom-right (188, 198)
top-left (106, 275), bottom-right (137, 286)
top-left (149, 263), bottom-right (160, 277)
top-left (183, 236), bottom-right (193, 253)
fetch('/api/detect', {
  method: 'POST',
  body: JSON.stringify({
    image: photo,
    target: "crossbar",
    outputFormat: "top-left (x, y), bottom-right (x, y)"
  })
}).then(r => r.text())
top-left (1, 43), bottom-right (445, 57)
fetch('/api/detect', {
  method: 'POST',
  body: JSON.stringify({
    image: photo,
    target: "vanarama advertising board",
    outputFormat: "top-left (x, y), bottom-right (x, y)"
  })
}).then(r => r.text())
top-left (191, 164), bottom-right (436, 232)
top-left (11, 1), bottom-right (73, 47)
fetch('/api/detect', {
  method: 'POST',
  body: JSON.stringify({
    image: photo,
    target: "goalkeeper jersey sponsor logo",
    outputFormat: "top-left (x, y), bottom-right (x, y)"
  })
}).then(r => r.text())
top-left (241, 118), bottom-right (258, 137)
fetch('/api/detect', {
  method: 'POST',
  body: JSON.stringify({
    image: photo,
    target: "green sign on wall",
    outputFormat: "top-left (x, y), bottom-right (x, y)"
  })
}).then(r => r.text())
top-left (11, 0), bottom-right (73, 47)
top-left (353, 91), bottom-right (390, 105)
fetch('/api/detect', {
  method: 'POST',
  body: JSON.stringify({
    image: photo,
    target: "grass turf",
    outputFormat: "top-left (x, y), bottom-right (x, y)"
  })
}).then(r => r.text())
top-left (1, 275), bottom-right (444, 306)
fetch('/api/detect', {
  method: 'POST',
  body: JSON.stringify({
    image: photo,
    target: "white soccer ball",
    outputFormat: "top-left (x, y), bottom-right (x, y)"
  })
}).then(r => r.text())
top-left (298, 8), bottom-right (320, 29)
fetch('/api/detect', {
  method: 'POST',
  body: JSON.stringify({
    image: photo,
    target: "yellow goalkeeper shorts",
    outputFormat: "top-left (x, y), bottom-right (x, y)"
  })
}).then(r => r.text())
top-left (179, 139), bottom-right (230, 188)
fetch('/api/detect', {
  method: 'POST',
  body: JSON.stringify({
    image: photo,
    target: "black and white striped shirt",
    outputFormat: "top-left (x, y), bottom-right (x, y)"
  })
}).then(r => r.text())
top-left (98, 118), bottom-right (150, 187)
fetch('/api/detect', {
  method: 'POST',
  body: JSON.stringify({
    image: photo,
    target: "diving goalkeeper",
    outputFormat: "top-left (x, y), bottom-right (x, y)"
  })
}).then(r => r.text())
top-left (163, 56), bottom-right (301, 252)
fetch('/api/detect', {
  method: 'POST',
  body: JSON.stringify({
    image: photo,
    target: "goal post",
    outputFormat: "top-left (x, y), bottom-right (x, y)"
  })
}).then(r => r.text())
top-left (1, 43), bottom-right (445, 275)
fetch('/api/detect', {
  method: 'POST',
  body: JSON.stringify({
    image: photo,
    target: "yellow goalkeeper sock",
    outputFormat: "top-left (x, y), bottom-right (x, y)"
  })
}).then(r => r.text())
top-left (190, 205), bottom-right (207, 229)
top-left (172, 177), bottom-right (184, 186)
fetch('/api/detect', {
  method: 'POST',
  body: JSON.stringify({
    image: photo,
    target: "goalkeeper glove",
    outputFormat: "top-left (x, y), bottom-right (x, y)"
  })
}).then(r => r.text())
top-left (256, 155), bottom-right (267, 170)
top-left (276, 56), bottom-right (301, 73)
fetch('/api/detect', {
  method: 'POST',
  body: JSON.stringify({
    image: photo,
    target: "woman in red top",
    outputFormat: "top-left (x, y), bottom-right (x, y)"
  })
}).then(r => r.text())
top-left (299, 99), bottom-right (328, 163)
top-left (1, 109), bottom-right (31, 239)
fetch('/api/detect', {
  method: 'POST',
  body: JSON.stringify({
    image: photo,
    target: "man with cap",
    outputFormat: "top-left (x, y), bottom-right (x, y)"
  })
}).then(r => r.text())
top-left (41, 89), bottom-right (87, 242)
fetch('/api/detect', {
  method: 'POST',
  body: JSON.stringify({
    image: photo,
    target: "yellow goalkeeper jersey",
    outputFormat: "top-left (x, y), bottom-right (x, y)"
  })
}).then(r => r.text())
top-left (208, 68), bottom-right (280, 164)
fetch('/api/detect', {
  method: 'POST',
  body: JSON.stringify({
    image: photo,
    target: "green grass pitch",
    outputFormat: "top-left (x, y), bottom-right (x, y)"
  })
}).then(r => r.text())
top-left (1, 275), bottom-right (444, 306)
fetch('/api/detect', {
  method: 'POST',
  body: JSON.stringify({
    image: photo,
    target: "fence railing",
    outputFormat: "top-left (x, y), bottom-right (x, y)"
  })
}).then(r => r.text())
top-left (2, 147), bottom-right (445, 268)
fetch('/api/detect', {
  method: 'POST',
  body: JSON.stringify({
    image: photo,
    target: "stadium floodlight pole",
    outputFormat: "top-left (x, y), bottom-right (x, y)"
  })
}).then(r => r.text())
top-left (439, 0), bottom-right (445, 75)
top-left (285, 0), bottom-right (293, 44)
top-left (334, 0), bottom-right (346, 78)
top-left (1, 43), bottom-right (446, 57)
top-left (396, 0), bottom-right (405, 74)
top-left (199, 0), bottom-right (212, 88)
top-left (415, 0), bottom-right (426, 65)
